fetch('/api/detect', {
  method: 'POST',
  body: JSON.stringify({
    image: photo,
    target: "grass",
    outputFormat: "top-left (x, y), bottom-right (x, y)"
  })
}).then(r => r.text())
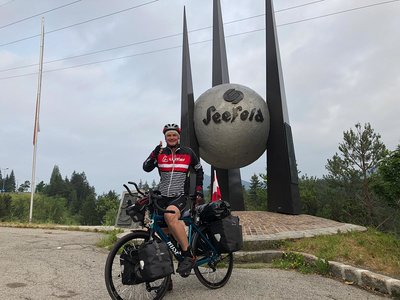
top-left (96, 229), bottom-right (120, 249)
top-left (271, 252), bottom-right (330, 275)
top-left (276, 228), bottom-right (400, 279)
top-left (0, 221), bottom-right (123, 234)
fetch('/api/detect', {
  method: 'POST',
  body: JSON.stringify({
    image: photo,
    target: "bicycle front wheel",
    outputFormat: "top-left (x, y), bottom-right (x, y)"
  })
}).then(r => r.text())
top-left (192, 227), bottom-right (234, 289)
top-left (104, 230), bottom-right (171, 300)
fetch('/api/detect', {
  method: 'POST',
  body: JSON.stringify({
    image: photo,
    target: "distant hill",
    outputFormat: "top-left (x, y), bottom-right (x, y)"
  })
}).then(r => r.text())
top-left (203, 173), bottom-right (251, 190)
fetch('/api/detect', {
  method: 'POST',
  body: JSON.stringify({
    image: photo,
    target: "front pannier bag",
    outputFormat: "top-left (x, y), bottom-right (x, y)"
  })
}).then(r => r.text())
top-left (138, 239), bottom-right (174, 282)
top-left (208, 215), bottom-right (243, 253)
top-left (120, 245), bottom-right (144, 285)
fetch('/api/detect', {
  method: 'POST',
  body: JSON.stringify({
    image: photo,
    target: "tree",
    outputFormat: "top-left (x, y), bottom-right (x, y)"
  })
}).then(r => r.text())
top-left (18, 180), bottom-right (30, 192)
top-left (44, 165), bottom-right (67, 197)
top-left (325, 123), bottom-right (388, 224)
top-left (3, 170), bottom-right (16, 192)
top-left (96, 191), bottom-right (120, 225)
top-left (259, 170), bottom-right (268, 190)
top-left (36, 181), bottom-right (45, 193)
top-left (372, 145), bottom-right (400, 209)
top-left (249, 174), bottom-right (261, 200)
top-left (245, 174), bottom-right (266, 210)
top-left (142, 181), bottom-right (150, 191)
top-left (68, 171), bottom-right (97, 219)
top-left (298, 175), bottom-right (321, 216)
top-left (0, 194), bottom-right (12, 220)
top-left (151, 179), bottom-right (158, 189)
top-left (80, 194), bottom-right (99, 225)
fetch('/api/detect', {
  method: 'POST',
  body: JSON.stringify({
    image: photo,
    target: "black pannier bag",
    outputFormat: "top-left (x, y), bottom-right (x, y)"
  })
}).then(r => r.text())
top-left (197, 200), bottom-right (231, 223)
top-left (208, 215), bottom-right (243, 253)
top-left (120, 245), bottom-right (144, 285)
top-left (138, 239), bottom-right (174, 282)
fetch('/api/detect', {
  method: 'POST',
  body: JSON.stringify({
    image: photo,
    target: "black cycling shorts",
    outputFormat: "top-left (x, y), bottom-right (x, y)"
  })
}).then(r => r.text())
top-left (158, 194), bottom-right (187, 213)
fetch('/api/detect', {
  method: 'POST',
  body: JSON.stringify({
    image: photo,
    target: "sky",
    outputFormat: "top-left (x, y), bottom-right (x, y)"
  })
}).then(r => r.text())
top-left (0, 0), bottom-right (399, 195)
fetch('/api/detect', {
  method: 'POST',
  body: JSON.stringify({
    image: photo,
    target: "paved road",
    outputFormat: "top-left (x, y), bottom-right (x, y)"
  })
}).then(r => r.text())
top-left (0, 227), bottom-right (388, 300)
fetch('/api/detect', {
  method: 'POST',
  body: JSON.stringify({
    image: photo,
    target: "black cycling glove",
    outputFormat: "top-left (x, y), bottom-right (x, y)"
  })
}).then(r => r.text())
top-left (152, 144), bottom-right (161, 157)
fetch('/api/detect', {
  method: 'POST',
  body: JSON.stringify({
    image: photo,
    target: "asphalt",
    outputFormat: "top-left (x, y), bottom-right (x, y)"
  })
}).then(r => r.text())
top-left (16, 211), bottom-right (400, 298)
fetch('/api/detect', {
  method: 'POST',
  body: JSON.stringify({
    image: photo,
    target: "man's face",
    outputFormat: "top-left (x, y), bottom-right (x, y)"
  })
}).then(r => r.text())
top-left (165, 131), bottom-right (179, 147)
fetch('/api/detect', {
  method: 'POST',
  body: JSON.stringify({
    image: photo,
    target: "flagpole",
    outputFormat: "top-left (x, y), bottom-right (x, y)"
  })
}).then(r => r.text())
top-left (29, 17), bottom-right (45, 223)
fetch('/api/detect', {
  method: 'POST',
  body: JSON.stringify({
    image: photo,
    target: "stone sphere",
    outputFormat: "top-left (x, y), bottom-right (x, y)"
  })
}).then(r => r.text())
top-left (194, 83), bottom-right (269, 169)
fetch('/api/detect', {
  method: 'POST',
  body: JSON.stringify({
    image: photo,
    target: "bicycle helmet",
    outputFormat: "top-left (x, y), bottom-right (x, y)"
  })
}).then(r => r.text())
top-left (163, 123), bottom-right (181, 135)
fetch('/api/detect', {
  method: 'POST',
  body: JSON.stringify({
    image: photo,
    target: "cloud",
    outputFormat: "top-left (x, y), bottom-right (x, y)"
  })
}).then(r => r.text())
top-left (1, 0), bottom-right (399, 194)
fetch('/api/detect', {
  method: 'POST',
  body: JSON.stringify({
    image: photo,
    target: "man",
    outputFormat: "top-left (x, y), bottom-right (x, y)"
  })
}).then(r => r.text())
top-left (143, 123), bottom-right (204, 277)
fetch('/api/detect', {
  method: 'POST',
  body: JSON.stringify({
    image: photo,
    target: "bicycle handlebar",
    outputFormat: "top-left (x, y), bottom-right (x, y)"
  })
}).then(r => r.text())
top-left (124, 181), bottom-right (175, 214)
top-left (128, 181), bottom-right (145, 196)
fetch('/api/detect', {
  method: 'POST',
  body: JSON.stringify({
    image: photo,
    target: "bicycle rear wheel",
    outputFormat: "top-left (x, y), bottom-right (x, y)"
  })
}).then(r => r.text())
top-left (192, 227), bottom-right (234, 289)
top-left (104, 231), bottom-right (171, 300)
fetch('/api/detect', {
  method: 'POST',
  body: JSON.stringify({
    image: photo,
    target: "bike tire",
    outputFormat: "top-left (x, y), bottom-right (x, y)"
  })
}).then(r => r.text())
top-left (192, 227), bottom-right (234, 289)
top-left (104, 230), bottom-right (171, 300)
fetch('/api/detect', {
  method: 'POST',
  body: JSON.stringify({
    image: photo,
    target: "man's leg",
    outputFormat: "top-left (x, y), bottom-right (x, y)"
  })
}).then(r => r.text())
top-left (164, 205), bottom-right (188, 251)
top-left (164, 204), bottom-right (195, 276)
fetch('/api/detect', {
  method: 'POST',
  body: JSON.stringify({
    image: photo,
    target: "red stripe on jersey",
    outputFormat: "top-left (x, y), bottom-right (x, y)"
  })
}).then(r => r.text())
top-left (157, 153), bottom-right (191, 172)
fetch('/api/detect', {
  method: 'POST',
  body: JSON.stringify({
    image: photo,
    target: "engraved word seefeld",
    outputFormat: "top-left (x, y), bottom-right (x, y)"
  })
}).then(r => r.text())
top-left (203, 88), bottom-right (264, 125)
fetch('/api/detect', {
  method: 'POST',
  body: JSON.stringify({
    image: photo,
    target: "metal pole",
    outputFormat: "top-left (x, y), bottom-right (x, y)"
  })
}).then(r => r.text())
top-left (29, 18), bottom-right (45, 223)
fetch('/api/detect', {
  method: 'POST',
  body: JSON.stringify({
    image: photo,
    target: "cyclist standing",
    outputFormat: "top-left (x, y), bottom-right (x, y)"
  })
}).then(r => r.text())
top-left (143, 123), bottom-right (204, 277)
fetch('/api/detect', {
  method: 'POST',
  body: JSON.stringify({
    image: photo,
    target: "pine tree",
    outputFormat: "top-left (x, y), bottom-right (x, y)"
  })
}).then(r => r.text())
top-left (143, 181), bottom-right (150, 191)
top-left (69, 171), bottom-right (96, 218)
top-left (4, 170), bottom-right (16, 192)
top-left (249, 174), bottom-right (261, 201)
top-left (372, 145), bottom-right (400, 209)
top-left (45, 165), bottom-right (66, 197)
top-left (245, 174), bottom-right (266, 210)
top-left (151, 179), bottom-right (158, 189)
top-left (326, 123), bottom-right (388, 224)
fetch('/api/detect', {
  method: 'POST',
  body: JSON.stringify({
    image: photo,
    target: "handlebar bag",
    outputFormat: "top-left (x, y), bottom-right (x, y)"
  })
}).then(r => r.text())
top-left (126, 196), bottom-right (149, 225)
top-left (208, 215), bottom-right (243, 253)
top-left (138, 239), bottom-right (174, 282)
top-left (198, 200), bottom-right (231, 223)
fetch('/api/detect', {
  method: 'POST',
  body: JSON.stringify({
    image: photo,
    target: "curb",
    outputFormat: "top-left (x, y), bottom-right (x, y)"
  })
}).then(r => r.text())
top-left (234, 250), bottom-right (400, 298)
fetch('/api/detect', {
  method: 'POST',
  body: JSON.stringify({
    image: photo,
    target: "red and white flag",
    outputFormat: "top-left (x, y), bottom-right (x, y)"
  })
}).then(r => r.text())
top-left (211, 170), bottom-right (222, 202)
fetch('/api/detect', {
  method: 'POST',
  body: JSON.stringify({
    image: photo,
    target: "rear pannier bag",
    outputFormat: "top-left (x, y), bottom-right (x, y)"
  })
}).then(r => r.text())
top-left (198, 200), bottom-right (231, 223)
top-left (138, 239), bottom-right (174, 282)
top-left (208, 215), bottom-right (243, 253)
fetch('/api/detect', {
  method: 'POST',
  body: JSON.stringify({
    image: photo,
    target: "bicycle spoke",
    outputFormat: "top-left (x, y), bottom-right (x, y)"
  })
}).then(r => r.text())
top-left (192, 228), bottom-right (234, 289)
top-left (104, 231), bottom-right (170, 300)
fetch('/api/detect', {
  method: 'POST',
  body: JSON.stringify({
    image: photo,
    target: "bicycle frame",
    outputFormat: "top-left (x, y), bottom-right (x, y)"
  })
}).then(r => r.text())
top-left (105, 182), bottom-right (234, 300)
top-left (149, 212), bottom-right (219, 268)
